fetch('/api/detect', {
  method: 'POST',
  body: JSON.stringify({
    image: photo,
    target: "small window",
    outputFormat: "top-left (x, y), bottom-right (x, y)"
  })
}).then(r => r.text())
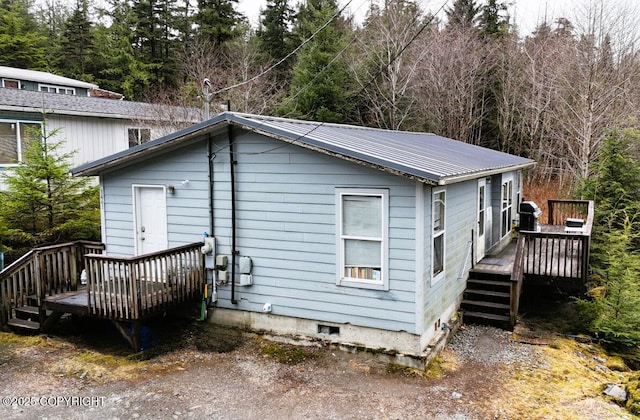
top-left (0, 121), bottom-right (42, 165)
top-left (336, 188), bottom-right (389, 290)
top-left (432, 189), bottom-right (446, 282)
top-left (2, 79), bottom-right (19, 89)
top-left (128, 128), bottom-right (152, 147)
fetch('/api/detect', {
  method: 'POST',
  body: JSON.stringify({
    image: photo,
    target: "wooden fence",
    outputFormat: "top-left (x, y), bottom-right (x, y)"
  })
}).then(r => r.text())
top-left (84, 243), bottom-right (204, 321)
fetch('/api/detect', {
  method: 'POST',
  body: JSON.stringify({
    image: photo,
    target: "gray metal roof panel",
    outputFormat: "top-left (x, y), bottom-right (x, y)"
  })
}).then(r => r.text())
top-left (72, 112), bottom-right (535, 183)
top-left (0, 88), bottom-right (200, 121)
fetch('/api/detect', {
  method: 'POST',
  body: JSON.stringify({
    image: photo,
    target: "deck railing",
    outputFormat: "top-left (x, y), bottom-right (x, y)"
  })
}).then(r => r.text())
top-left (520, 199), bottom-right (594, 285)
top-left (84, 243), bottom-right (204, 321)
top-left (0, 241), bottom-right (105, 326)
top-left (510, 234), bottom-right (527, 327)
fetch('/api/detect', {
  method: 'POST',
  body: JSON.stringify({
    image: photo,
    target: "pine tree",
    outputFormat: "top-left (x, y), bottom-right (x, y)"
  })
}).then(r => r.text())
top-left (0, 123), bottom-right (100, 247)
top-left (477, 0), bottom-right (509, 38)
top-left (0, 0), bottom-right (47, 69)
top-left (445, 0), bottom-right (480, 29)
top-left (257, 0), bottom-right (294, 69)
top-left (574, 128), bottom-right (640, 348)
top-left (195, 0), bottom-right (243, 46)
top-left (58, 0), bottom-right (96, 81)
top-left (280, 0), bottom-right (353, 122)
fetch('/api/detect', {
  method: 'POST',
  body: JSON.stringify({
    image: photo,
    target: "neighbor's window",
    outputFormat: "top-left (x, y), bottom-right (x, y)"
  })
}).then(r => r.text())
top-left (0, 120), bottom-right (42, 165)
top-left (39, 84), bottom-right (76, 95)
top-left (432, 189), bottom-right (446, 281)
top-left (2, 79), bottom-right (19, 89)
top-left (501, 177), bottom-right (513, 238)
top-left (337, 188), bottom-right (388, 290)
top-left (128, 128), bottom-right (152, 147)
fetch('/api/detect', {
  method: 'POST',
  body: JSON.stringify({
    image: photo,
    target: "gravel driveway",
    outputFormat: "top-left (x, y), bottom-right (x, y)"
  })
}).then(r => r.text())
top-left (0, 318), bottom-right (632, 419)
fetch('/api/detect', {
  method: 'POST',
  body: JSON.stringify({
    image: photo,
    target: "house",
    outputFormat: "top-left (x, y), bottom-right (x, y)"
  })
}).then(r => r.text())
top-left (69, 111), bottom-right (536, 363)
top-left (0, 68), bottom-right (200, 186)
top-left (0, 65), bottom-right (120, 98)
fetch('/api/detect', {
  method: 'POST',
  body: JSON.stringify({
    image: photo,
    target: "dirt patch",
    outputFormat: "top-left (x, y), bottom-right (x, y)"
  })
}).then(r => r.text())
top-left (0, 311), bottom-right (635, 420)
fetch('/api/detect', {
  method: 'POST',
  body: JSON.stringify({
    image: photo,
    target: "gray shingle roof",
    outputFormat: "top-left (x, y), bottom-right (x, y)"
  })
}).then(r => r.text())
top-left (72, 112), bottom-right (535, 185)
top-left (0, 88), bottom-right (200, 122)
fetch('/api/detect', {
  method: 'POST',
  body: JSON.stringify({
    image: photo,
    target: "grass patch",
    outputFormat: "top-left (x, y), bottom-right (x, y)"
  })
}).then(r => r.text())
top-left (260, 341), bottom-right (321, 365)
top-left (51, 349), bottom-right (148, 382)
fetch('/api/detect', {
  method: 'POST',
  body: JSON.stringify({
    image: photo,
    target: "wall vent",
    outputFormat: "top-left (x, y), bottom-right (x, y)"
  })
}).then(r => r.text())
top-left (317, 324), bottom-right (340, 336)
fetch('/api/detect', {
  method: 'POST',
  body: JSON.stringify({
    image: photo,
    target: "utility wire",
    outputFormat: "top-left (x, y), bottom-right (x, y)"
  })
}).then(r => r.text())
top-left (210, 0), bottom-right (356, 97)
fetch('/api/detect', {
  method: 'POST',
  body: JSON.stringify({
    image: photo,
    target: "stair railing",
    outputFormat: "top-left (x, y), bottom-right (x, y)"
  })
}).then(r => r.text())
top-left (509, 234), bottom-right (527, 327)
top-left (0, 241), bottom-right (104, 326)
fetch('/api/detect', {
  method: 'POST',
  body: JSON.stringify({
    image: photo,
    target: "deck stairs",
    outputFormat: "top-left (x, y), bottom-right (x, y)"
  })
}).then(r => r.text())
top-left (6, 295), bottom-right (58, 333)
top-left (461, 269), bottom-right (512, 328)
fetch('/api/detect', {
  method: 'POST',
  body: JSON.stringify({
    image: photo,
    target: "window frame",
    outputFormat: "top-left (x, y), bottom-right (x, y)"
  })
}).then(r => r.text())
top-left (128, 127), bottom-right (152, 148)
top-left (0, 119), bottom-right (42, 166)
top-left (431, 188), bottom-right (446, 284)
top-left (38, 84), bottom-right (76, 95)
top-left (2, 79), bottom-right (19, 89)
top-left (501, 175), bottom-right (514, 239)
top-left (336, 188), bottom-right (389, 291)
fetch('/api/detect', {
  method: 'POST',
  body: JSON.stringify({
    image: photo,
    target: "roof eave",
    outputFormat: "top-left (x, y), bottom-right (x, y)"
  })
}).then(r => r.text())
top-left (0, 104), bottom-right (192, 121)
top-left (437, 161), bottom-right (537, 185)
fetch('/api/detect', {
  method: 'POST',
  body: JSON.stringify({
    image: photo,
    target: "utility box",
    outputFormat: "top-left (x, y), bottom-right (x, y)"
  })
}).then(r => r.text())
top-left (519, 201), bottom-right (542, 232)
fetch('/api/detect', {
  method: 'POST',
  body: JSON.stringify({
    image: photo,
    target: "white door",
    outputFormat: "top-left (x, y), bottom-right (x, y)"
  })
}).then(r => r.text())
top-left (134, 186), bottom-right (168, 255)
top-left (477, 179), bottom-right (487, 261)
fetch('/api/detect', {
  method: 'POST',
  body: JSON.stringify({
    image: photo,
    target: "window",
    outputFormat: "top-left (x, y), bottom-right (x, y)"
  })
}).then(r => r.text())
top-left (432, 189), bottom-right (446, 281)
top-left (128, 128), bottom-right (152, 147)
top-left (38, 84), bottom-right (76, 95)
top-left (501, 177), bottom-right (513, 238)
top-left (2, 79), bottom-right (19, 89)
top-left (336, 188), bottom-right (388, 290)
top-left (0, 120), bottom-right (42, 165)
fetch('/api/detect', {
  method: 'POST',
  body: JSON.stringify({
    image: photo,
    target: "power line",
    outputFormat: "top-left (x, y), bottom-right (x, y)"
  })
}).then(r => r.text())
top-left (210, 0), bottom-right (356, 97)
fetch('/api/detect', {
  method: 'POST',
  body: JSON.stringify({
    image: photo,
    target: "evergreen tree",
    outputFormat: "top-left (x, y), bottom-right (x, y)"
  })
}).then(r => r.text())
top-left (195, 0), bottom-right (243, 46)
top-left (0, 123), bottom-right (100, 248)
top-left (257, 0), bottom-right (294, 68)
top-left (574, 128), bottom-right (640, 348)
top-left (32, 0), bottom-right (71, 72)
top-left (95, 0), bottom-right (153, 98)
top-left (0, 0), bottom-right (47, 69)
top-left (280, 0), bottom-right (353, 122)
top-left (58, 0), bottom-right (96, 81)
top-left (445, 0), bottom-right (480, 29)
top-left (477, 0), bottom-right (509, 38)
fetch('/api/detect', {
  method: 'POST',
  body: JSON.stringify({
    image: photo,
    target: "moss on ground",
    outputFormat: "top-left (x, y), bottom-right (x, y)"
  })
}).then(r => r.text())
top-left (260, 341), bottom-right (321, 365)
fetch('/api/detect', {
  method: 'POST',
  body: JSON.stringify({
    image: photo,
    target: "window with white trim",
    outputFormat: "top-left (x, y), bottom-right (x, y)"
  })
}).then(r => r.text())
top-left (501, 177), bottom-right (513, 238)
top-left (38, 84), bottom-right (76, 95)
top-left (432, 189), bottom-right (446, 281)
top-left (336, 188), bottom-right (388, 290)
top-left (0, 120), bottom-right (42, 165)
top-left (2, 79), bottom-right (19, 89)
top-left (128, 128), bottom-right (151, 147)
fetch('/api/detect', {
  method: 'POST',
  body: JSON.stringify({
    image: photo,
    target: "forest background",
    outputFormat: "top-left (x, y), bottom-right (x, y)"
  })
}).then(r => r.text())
top-left (2, 0), bottom-right (640, 186)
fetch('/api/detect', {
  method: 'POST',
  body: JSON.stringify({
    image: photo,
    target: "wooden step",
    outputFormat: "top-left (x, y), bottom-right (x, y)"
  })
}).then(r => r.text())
top-left (461, 299), bottom-right (510, 310)
top-left (7, 318), bottom-right (41, 331)
top-left (462, 311), bottom-right (510, 322)
top-left (14, 305), bottom-right (49, 320)
top-left (464, 289), bottom-right (510, 298)
top-left (467, 278), bottom-right (511, 287)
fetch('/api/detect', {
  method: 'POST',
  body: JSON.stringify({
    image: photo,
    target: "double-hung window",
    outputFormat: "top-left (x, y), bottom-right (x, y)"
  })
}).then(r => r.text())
top-left (432, 189), bottom-right (446, 283)
top-left (0, 120), bottom-right (42, 165)
top-left (337, 188), bottom-right (388, 290)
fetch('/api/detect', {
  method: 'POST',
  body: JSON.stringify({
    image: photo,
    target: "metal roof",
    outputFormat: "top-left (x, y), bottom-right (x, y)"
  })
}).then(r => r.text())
top-left (72, 112), bottom-right (535, 185)
top-left (0, 66), bottom-right (98, 89)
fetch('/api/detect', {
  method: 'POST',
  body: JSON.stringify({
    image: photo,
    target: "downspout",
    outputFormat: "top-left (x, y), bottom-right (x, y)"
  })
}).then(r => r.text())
top-left (207, 133), bottom-right (214, 236)
top-left (228, 123), bottom-right (238, 304)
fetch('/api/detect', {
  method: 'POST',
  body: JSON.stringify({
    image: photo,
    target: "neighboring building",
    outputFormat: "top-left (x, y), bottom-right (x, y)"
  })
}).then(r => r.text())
top-left (0, 82), bottom-right (200, 182)
top-left (72, 112), bottom-right (535, 363)
top-left (0, 65), bottom-right (120, 98)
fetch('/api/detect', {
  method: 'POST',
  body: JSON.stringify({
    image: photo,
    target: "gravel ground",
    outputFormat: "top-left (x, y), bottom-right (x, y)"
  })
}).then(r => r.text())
top-left (0, 320), bottom-right (632, 419)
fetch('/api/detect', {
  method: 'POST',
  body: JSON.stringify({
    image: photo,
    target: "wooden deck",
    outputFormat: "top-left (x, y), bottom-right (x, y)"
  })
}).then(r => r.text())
top-left (463, 199), bottom-right (594, 328)
top-left (0, 241), bottom-right (205, 349)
